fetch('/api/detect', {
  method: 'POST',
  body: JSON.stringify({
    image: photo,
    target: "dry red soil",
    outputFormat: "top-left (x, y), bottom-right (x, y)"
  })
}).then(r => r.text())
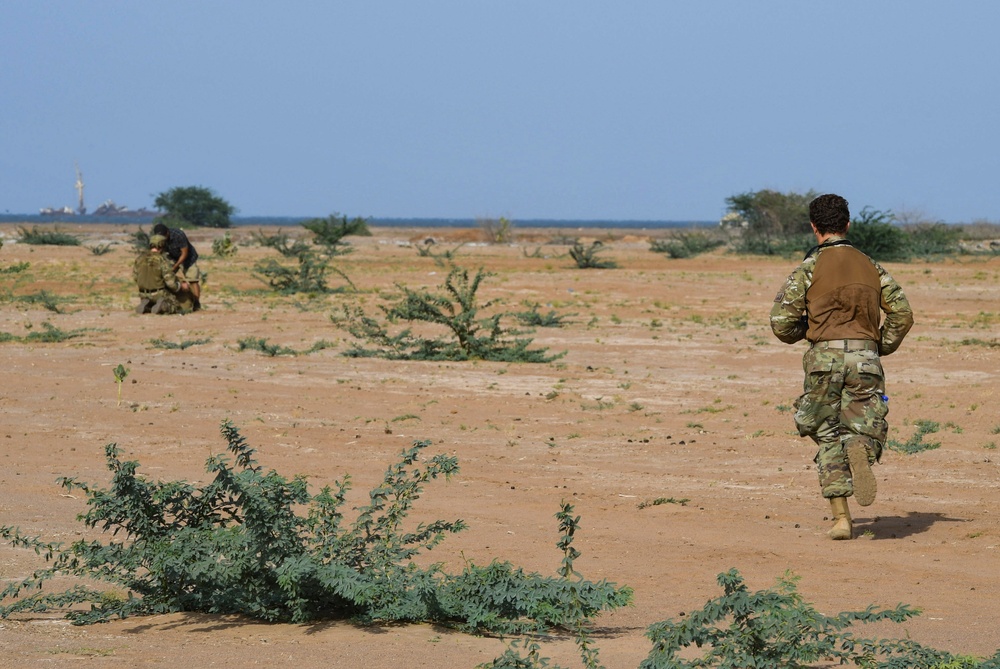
top-left (1, 223), bottom-right (998, 668)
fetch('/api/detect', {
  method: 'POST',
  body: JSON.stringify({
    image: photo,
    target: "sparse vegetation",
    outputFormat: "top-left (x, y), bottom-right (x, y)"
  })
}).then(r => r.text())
top-left (113, 364), bottom-right (130, 406)
top-left (211, 231), bottom-right (238, 257)
top-left (569, 240), bottom-right (617, 269)
top-left (149, 337), bottom-right (212, 350)
top-left (479, 216), bottom-right (515, 244)
top-left (334, 266), bottom-right (562, 362)
top-left (887, 419), bottom-right (942, 454)
top-left (650, 232), bottom-right (724, 259)
top-left (17, 226), bottom-right (82, 246)
top-left (0, 423), bottom-right (631, 631)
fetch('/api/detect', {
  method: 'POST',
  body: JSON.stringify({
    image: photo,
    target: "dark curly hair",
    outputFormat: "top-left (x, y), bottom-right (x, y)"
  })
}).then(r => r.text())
top-left (809, 194), bottom-right (850, 235)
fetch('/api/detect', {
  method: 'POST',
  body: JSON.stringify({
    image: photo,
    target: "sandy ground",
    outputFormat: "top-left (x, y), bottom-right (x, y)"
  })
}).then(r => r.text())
top-left (0, 222), bottom-right (998, 668)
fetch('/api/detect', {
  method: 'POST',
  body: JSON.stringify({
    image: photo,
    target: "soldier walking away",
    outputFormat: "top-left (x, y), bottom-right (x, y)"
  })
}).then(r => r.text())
top-left (133, 234), bottom-right (192, 314)
top-left (151, 222), bottom-right (202, 310)
top-left (770, 194), bottom-right (913, 540)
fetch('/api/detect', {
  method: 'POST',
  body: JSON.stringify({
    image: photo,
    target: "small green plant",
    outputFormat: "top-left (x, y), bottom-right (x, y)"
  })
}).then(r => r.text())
top-left (479, 216), bottom-right (515, 244)
top-left (90, 243), bottom-right (114, 256)
top-left (15, 290), bottom-right (66, 313)
top-left (236, 337), bottom-right (297, 357)
top-left (211, 231), bottom-right (238, 257)
top-left (17, 226), bottom-right (82, 246)
top-left (887, 419), bottom-right (942, 454)
top-left (149, 337), bottom-right (212, 350)
top-left (18, 322), bottom-right (95, 343)
top-left (569, 240), bottom-right (617, 269)
top-left (113, 364), bottom-right (130, 406)
top-left (253, 253), bottom-right (354, 294)
top-left (514, 303), bottom-right (575, 328)
top-left (334, 266), bottom-right (562, 362)
top-left (1, 261), bottom-right (31, 274)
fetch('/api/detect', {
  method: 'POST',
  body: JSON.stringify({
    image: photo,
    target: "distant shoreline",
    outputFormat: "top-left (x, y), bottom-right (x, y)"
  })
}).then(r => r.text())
top-left (0, 214), bottom-right (715, 230)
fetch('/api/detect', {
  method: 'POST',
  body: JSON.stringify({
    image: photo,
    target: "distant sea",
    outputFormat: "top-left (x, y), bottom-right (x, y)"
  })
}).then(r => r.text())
top-left (0, 214), bottom-right (714, 230)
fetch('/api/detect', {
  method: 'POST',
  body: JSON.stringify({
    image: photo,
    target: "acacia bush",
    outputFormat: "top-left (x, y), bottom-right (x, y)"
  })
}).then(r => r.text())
top-left (0, 421), bottom-right (630, 629)
top-left (17, 225), bottom-right (82, 246)
top-left (333, 266), bottom-right (562, 362)
top-left (848, 207), bottom-right (911, 262)
top-left (650, 231), bottom-right (724, 259)
top-left (726, 189), bottom-right (815, 256)
top-left (486, 570), bottom-right (1000, 669)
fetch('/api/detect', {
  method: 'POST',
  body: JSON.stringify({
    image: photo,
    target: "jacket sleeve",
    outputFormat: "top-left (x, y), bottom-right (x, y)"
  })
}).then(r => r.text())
top-left (769, 265), bottom-right (809, 344)
top-left (160, 260), bottom-right (181, 292)
top-left (876, 264), bottom-right (913, 355)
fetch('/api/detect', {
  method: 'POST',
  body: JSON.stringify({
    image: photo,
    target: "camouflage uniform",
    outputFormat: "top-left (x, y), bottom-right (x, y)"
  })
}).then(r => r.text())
top-left (770, 236), bottom-right (913, 499)
top-left (133, 249), bottom-right (190, 314)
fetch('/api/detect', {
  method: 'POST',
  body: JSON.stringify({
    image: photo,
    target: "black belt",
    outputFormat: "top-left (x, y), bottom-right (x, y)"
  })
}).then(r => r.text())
top-left (811, 339), bottom-right (878, 351)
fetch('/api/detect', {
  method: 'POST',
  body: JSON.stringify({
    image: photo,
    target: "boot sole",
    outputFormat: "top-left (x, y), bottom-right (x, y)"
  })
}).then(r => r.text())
top-left (847, 443), bottom-right (877, 507)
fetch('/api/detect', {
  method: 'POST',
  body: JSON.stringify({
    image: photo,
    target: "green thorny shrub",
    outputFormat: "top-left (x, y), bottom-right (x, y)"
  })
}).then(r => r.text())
top-left (486, 570), bottom-right (1000, 669)
top-left (0, 421), bottom-right (630, 630)
top-left (251, 216), bottom-right (367, 294)
top-left (16, 225), bottom-right (82, 246)
top-left (569, 241), bottom-right (617, 269)
top-left (849, 207), bottom-right (911, 263)
top-left (649, 232), bottom-right (725, 259)
top-left (333, 266), bottom-right (564, 362)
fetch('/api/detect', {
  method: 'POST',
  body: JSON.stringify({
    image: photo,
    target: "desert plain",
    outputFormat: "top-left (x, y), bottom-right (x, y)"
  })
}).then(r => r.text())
top-left (0, 222), bottom-right (998, 668)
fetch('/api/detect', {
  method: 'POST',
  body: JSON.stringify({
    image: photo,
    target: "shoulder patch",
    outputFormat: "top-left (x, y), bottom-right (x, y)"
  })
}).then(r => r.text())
top-left (773, 291), bottom-right (785, 303)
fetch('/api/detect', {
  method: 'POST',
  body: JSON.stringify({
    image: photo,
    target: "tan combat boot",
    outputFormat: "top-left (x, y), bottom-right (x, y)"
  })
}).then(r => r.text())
top-left (846, 442), bottom-right (877, 507)
top-left (828, 497), bottom-right (852, 540)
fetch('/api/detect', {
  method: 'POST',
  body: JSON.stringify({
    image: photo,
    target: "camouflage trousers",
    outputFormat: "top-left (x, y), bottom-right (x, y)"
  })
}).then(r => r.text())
top-left (136, 289), bottom-right (192, 315)
top-left (793, 340), bottom-right (889, 499)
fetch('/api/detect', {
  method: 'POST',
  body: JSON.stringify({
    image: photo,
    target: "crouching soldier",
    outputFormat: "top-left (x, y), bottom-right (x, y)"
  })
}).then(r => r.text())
top-left (133, 234), bottom-right (194, 314)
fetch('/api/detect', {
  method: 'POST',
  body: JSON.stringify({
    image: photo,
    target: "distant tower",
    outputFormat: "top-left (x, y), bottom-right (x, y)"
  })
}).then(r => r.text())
top-left (75, 163), bottom-right (86, 215)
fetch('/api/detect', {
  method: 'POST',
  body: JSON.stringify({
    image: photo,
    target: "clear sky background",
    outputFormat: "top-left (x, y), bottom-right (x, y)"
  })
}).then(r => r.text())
top-left (2, 2), bottom-right (998, 222)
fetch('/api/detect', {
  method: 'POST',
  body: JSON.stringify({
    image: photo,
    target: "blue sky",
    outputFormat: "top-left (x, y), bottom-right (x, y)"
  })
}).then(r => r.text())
top-left (2, 2), bottom-right (998, 222)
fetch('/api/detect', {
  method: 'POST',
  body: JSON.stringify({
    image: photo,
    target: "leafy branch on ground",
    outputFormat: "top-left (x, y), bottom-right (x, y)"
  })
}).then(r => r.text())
top-left (148, 337), bottom-right (213, 350)
top-left (13, 290), bottom-right (69, 313)
top-left (235, 337), bottom-right (336, 357)
top-left (638, 569), bottom-right (999, 669)
top-left (0, 421), bottom-right (630, 632)
top-left (637, 497), bottom-right (689, 509)
top-left (332, 266), bottom-right (563, 362)
top-left (0, 322), bottom-right (98, 344)
top-left (485, 569), bottom-right (1000, 669)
